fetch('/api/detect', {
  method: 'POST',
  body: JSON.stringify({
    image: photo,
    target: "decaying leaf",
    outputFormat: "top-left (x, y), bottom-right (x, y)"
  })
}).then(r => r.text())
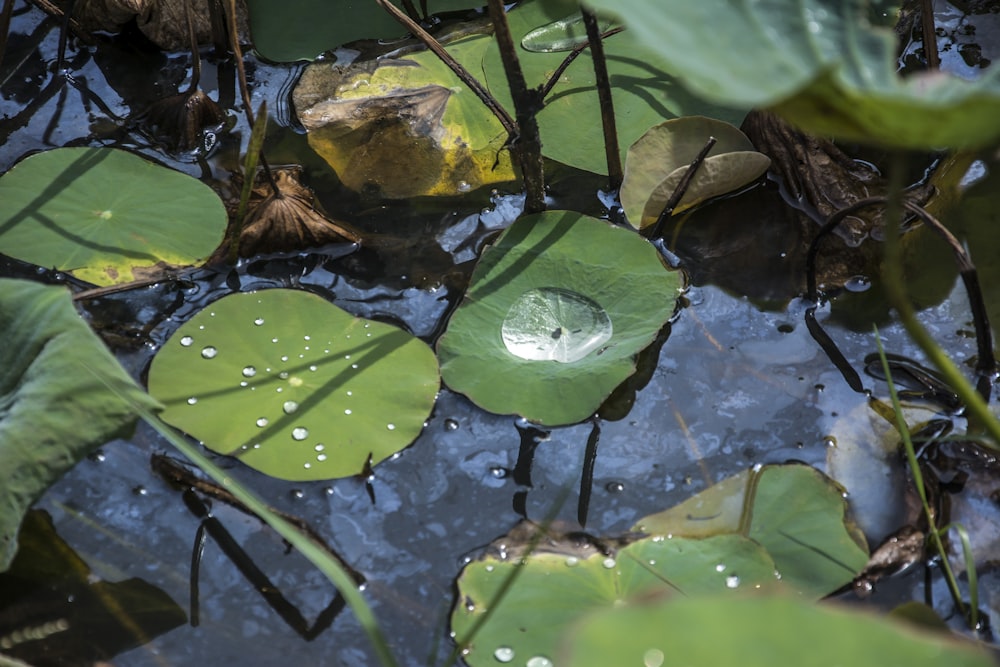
top-left (233, 168), bottom-right (362, 257)
top-left (74, 0), bottom-right (249, 49)
top-left (143, 89), bottom-right (227, 152)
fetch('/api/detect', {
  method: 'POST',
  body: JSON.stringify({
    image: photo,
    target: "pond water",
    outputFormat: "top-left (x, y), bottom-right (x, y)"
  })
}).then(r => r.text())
top-left (2, 3), bottom-right (999, 666)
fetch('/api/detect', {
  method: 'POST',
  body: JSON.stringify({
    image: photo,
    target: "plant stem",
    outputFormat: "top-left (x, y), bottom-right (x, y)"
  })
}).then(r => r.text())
top-left (919, 0), bottom-right (940, 69)
top-left (538, 26), bottom-right (624, 101)
top-left (374, 0), bottom-right (515, 134)
top-left (645, 136), bottom-right (716, 239)
top-left (581, 8), bottom-right (622, 190)
top-left (486, 0), bottom-right (545, 214)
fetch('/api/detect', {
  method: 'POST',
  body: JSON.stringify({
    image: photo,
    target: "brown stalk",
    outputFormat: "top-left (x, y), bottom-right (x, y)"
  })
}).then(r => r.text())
top-left (581, 8), bottom-right (622, 190)
top-left (644, 136), bottom-right (717, 240)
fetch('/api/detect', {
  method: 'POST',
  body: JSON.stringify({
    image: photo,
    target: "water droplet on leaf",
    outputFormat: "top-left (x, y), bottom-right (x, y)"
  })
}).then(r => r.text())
top-left (180, 336), bottom-right (194, 347)
top-left (283, 401), bottom-right (298, 414)
top-left (256, 417), bottom-right (269, 427)
top-left (493, 646), bottom-right (515, 663)
top-left (292, 427), bottom-right (309, 440)
top-left (242, 366), bottom-right (257, 377)
top-left (201, 346), bottom-right (217, 359)
top-left (501, 287), bottom-right (612, 363)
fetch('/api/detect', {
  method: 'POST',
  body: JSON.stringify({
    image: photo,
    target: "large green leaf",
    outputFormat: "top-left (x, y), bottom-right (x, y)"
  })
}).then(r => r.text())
top-left (0, 148), bottom-right (227, 286)
top-left (634, 463), bottom-right (869, 597)
top-left (583, 0), bottom-right (1000, 149)
top-left (452, 532), bottom-right (779, 666)
top-left (147, 289), bottom-right (440, 481)
top-left (246, 0), bottom-right (487, 63)
top-left (482, 1), bottom-right (746, 175)
top-left (0, 279), bottom-right (157, 571)
top-left (561, 595), bottom-right (995, 667)
top-left (436, 210), bottom-right (679, 426)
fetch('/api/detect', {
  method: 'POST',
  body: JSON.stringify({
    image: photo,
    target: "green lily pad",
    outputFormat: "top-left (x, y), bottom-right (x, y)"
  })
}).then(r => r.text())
top-left (620, 117), bottom-right (771, 229)
top-left (0, 148), bottom-right (227, 286)
top-left (0, 279), bottom-right (158, 571)
top-left (584, 0), bottom-right (1000, 150)
top-left (634, 464), bottom-right (869, 597)
top-left (246, 0), bottom-right (487, 63)
top-left (147, 289), bottom-right (439, 481)
top-left (561, 595), bottom-right (995, 667)
top-left (482, 1), bottom-right (746, 176)
top-left (436, 210), bottom-right (679, 426)
top-left (452, 532), bottom-right (780, 667)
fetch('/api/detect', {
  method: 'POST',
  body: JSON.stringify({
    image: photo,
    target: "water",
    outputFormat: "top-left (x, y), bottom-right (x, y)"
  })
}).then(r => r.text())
top-left (1, 3), bottom-right (998, 666)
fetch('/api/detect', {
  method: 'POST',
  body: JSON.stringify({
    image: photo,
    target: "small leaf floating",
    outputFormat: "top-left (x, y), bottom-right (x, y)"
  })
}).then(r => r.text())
top-left (148, 288), bottom-right (439, 481)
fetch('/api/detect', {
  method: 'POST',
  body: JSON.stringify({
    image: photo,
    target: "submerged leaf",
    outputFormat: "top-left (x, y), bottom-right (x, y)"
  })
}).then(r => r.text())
top-left (0, 147), bottom-right (227, 286)
top-left (147, 289), bottom-right (439, 481)
top-left (436, 210), bottom-right (679, 426)
top-left (620, 116), bottom-right (770, 229)
top-left (0, 279), bottom-right (158, 571)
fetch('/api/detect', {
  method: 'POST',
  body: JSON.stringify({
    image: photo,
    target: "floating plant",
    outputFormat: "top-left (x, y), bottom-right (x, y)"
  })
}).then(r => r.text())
top-left (452, 464), bottom-right (869, 665)
top-left (619, 116), bottom-right (771, 229)
top-left (437, 210), bottom-right (679, 426)
top-left (147, 289), bottom-right (439, 481)
top-left (0, 147), bottom-right (227, 285)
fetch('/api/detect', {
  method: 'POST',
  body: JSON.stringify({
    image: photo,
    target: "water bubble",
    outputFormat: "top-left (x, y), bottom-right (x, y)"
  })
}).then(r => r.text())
top-left (602, 557), bottom-right (616, 569)
top-left (315, 444), bottom-right (325, 451)
top-left (844, 275), bottom-right (872, 293)
top-left (351, 363), bottom-right (359, 369)
top-left (303, 463), bottom-right (311, 469)
top-left (605, 481), bottom-right (625, 493)
top-left (280, 355), bottom-right (289, 362)
top-left (715, 564), bottom-right (726, 572)
top-left (386, 423), bottom-right (396, 430)
top-left (501, 287), bottom-right (612, 363)
top-left (493, 646), bottom-right (515, 663)
top-left (344, 354), bottom-right (351, 360)
top-left (186, 397), bottom-right (198, 405)
top-left (444, 418), bottom-right (459, 431)
top-left (132, 485), bottom-right (148, 496)
top-left (180, 336), bottom-right (194, 347)
top-left (291, 489), bottom-right (304, 499)
top-left (201, 346), bottom-right (218, 359)
top-left (526, 657), bottom-right (553, 667)
top-left (271, 337), bottom-right (279, 343)
top-left (304, 335), bottom-right (311, 341)
top-left (309, 365), bottom-right (318, 372)
top-left (240, 381), bottom-right (248, 387)
top-left (283, 401), bottom-right (299, 414)
top-left (242, 366), bottom-right (257, 377)
top-left (643, 648), bottom-right (665, 667)
top-left (726, 575), bottom-right (740, 589)
top-left (292, 427), bottom-right (309, 441)
top-left (346, 390), bottom-right (353, 396)
top-left (317, 454), bottom-right (327, 462)
top-left (256, 417), bottom-right (269, 427)
top-left (345, 409), bottom-right (353, 415)
top-left (254, 317), bottom-right (264, 326)
top-left (489, 466), bottom-right (508, 479)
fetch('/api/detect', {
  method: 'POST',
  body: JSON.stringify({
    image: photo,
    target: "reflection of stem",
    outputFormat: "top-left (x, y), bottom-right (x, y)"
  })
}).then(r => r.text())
top-left (577, 418), bottom-right (600, 527)
top-left (645, 136), bottom-right (716, 240)
top-left (0, 0), bottom-right (14, 72)
top-left (374, 0), bottom-right (515, 134)
top-left (581, 8), bottom-right (622, 190)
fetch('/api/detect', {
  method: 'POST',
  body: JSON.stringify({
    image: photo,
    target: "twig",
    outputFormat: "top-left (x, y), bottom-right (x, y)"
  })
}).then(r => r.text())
top-left (538, 26), bottom-right (624, 102)
top-left (644, 136), bottom-right (716, 239)
top-left (486, 0), bottom-right (545, 213)
top-left (581, 9), bottom-right (622, 189)
top-left (374, 0), bottom-right (515, 134)
top-left (919, 0), bottom-right (940, 70)
top-left (25, 0), bottom-right (93, 44)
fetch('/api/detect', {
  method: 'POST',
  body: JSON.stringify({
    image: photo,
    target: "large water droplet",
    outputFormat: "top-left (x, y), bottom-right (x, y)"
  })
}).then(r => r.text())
top-left (201, 346), bottom-right (218, 359)
top-left (292, 427), bottom-right (309, 441)
top-left (283, 401), bottom-right (299, 414)
top-left (179, 336), bottom-right (194, 347)
top-left (501, 287), bottom-right (612, 363)
top-left (726, 575), bottom-right (740, 589)
top-left (643, 648), bottom-right (665, 667)
top-left (493, 646), bottom-right (515, 663)
top-left (526, 657), bottom-right (553, 667)
top-left (242, 366), bottom-right (257, 377)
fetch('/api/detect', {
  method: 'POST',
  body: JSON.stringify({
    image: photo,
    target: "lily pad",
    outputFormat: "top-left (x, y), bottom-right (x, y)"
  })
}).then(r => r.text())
top-left (634, 463), bottom-right (869, 596)
top-left (452, 531), bottom-right (780, 667)
top-left (294, 36), bottom-right (516, 198)
top-left (620, 116), bottom-right (771, 229)
top-left (584, 0), bottom-right (1000, 150)
top-left (147, 289), bottom-right (439, 481)
top-left (561, 595), bottom-right (995, 667)
top-left (246, 0), bottom-right (487, 63)
top-left (436, 210), bottom-right (679, 426)
top-left (482, 1), bottom-right (746, 175)
top-left (0, 279), bottom-right (158, 571)
top-left (0, 147), bottom-right (227, 286)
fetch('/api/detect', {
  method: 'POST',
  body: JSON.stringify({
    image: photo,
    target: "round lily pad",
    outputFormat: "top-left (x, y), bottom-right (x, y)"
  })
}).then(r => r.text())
top-left (0, 147), bottom-right (227, 285)
top-left (620, 116), bottom-right (771, 229)
top-left (436, 210), bottom-right (680, 426)
top-left (147, 289), bottom-right (439, 481)
top-left (452, 533), bottom-right (780, 667)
